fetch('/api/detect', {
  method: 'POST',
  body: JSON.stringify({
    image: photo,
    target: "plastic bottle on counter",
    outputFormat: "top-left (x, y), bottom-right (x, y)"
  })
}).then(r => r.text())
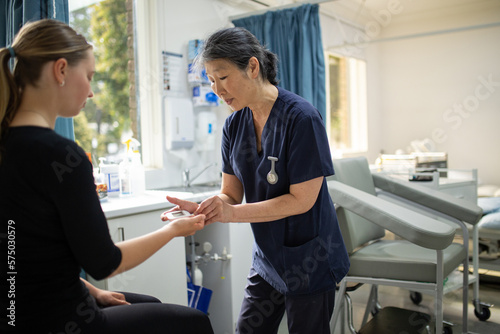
top-left (93, 167), bottom-right (108, 202)
top-left (119, 138), bottom-right (146, 196)
top-left (129, 138), bottom-right (146, 195)
top-left (99, 158), bottom-right (120, 197)
top-left (119, 148), bottom-right (132, 197)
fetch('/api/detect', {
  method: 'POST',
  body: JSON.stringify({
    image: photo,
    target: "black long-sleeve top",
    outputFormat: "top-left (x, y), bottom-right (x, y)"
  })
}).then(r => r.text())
top-left (0, 126), bottom-right (122, 332)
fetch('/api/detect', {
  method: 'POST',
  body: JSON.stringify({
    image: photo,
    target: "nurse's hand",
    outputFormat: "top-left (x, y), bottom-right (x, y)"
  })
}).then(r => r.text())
top-left (160, 196), bottom-right (199, 222)
top-left (196, 195), bottom-right (233, 225)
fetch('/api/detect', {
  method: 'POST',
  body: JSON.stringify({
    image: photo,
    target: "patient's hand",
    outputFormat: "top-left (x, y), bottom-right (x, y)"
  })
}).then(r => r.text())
top-left (161, 196), bottom-right (199, 221)
top-left (166, 214), bottom-right (206, 237)
top-left (95, 290), bottom-right (130, 307)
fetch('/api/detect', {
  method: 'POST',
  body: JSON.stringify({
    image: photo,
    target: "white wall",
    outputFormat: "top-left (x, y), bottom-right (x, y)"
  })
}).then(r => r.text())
top-left (320, 13), bottom-right (384, 164)
top-left (146, 0), bottom-right (250, 190)
top-left (369, 1), bottom-right (500, 186)
top-left (152, 0), bottom-right (500, 188)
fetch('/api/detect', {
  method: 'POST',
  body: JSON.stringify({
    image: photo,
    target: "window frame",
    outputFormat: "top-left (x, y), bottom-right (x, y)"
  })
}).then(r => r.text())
top-left (325, 51), bottom-right (368, 155)
top-left (134, 0), bottom-right (163, 169)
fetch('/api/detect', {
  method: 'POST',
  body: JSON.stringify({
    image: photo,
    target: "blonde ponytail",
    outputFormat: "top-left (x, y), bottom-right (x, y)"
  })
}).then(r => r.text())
top-left (0, 47), bottom-right (20, 162)
top-left (0, 19), bottom-right (91, 163)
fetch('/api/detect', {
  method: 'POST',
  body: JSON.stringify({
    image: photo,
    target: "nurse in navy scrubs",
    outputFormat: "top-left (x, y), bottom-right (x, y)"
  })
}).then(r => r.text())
top-left (165, 27), bottom-right (350, 334)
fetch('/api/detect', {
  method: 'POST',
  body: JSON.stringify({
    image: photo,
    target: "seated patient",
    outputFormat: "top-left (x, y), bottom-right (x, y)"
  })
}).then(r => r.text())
top-left (0, 19), bottom-right (213, 334)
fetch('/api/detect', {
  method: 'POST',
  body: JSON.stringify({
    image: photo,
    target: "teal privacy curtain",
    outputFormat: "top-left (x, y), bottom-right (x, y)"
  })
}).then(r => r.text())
top-left (233, 4), bottom-right (327, 123)
top-left (1, 0), bottom-right (75, 141)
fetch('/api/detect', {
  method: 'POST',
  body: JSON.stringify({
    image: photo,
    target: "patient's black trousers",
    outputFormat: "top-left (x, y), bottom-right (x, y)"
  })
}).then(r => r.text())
top-left (36, 292), bottom-right (214, 334)
top-left (94, 292), bottom-right (214, 334)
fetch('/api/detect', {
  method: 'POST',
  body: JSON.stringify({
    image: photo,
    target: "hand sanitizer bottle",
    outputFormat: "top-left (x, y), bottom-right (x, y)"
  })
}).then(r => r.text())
top-left (129, 138), bottom-right (146, 195)
top-left (119, 140), bottom-right (133, 197)
top-left (120, 138), bottom-right (146, 196)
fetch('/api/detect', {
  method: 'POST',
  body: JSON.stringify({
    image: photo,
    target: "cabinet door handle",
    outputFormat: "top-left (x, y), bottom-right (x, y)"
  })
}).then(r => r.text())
top-left (118, 227), bottom-right (125, 242)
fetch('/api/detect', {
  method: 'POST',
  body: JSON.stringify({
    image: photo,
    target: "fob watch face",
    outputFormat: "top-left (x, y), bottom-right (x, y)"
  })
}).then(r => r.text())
top-left (267, 172), bottom-right (278, 184)
top-left (266, 156), bottom-right (278, 184)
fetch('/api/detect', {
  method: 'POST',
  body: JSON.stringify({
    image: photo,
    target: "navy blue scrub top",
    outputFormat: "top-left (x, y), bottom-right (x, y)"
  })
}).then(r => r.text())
top-left (221, 87), bottom-right (350, 296)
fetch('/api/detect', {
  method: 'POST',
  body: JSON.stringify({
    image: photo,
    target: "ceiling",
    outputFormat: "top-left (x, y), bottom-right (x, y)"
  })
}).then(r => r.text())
top-left (251, 0), bottom-right (482, 12)
top-left (243, 0), bottom-right (490, 24)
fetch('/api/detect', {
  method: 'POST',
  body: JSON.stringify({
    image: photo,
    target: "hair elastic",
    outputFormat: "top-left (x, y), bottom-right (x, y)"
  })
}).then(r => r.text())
top-left (7, 46), bottom-right (15, 58)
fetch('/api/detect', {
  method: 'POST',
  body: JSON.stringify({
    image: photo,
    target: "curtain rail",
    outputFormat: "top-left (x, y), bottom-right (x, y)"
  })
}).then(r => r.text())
top-left (228, 0), bottom-right (337, 22)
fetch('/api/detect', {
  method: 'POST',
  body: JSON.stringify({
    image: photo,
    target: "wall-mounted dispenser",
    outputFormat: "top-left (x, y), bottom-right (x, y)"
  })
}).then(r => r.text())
top-left (164, 96), bottom-right (194, 150)
top-left (196, 111), bottom-right (217, 151)
top-left (192, 85), bottom-right (218, 107)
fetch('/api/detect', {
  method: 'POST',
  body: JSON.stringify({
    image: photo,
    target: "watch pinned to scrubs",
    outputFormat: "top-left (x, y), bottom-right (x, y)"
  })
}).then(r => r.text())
top-left (267, 156), bottom-right (278, 185)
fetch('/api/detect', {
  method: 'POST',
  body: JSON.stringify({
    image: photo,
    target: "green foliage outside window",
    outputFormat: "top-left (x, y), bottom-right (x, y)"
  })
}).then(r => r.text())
top-left (70, 0), bottom-right (131, 162)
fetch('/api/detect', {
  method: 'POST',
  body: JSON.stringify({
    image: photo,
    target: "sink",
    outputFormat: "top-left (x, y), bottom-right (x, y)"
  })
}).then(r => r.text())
top-left (161, 185), bottom-right (220, 193)
top-left (149, 182), bottom-right (221, 194)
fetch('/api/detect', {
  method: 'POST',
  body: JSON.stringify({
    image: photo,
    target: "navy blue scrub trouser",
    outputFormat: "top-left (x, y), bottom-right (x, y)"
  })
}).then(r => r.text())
top-left (236, 268), bottom-right (335, 334)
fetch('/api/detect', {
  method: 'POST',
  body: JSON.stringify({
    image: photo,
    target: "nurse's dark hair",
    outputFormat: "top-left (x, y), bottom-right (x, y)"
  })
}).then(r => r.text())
top-left (194, 27), bottom-right (278, 85)
top-left (0, 19), bottom-right (92, 162)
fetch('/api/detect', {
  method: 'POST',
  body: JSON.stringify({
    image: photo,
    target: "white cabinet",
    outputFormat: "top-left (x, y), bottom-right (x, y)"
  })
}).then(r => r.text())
top-left (88, 209), bottom-right (188, 305)
top-left (185, 221), bottom-right (253, 334)
top-left (429, 169), bottom-right (478, 203)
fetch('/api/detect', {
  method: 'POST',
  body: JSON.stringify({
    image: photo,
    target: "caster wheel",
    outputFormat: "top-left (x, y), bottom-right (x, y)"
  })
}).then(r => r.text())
top-left (410, 291), bottom-right (422, 305)
top-left (474, 305), bottom-right (491, 321)
top-left (443, 325), bottom-right (453, 334)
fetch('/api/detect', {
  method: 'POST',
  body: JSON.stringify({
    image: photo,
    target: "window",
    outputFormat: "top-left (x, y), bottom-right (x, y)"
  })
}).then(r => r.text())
top-left (325, 53), bottom-right (368, 154)
top-left (69, 0), bottom-right (136, 164)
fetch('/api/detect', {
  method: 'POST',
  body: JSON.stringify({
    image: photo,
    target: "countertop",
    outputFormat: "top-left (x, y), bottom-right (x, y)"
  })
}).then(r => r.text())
top-left (100, 189), bottom-right (220, 219)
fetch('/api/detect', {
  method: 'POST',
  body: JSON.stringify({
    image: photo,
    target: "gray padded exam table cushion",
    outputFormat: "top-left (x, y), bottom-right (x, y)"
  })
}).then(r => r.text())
top-left (372, 173), bottom-right (483, 225)
top-left (328, 181), bottom-right (455, 250)
top-left (328, 180), bottom-right (465, 282)
top-left (347, 239), bottom-right (465, 282)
